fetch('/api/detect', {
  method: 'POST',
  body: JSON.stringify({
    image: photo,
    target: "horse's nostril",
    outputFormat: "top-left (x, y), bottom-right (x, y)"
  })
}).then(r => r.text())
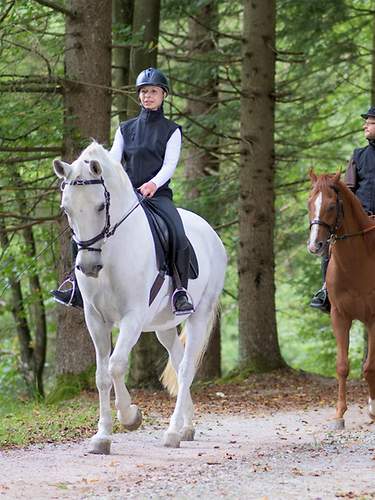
top-left (96, 265), bottom-right (103, 272)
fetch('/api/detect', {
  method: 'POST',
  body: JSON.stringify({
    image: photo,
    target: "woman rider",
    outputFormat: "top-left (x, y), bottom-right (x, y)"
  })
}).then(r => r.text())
top-left (52, 67), bottom-right (194, 315)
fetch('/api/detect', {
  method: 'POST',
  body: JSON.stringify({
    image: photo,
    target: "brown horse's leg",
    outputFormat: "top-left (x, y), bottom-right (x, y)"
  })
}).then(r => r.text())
top-left (363, 324), bottom-right (375, 419)
top-left (331, 312), bottom-right (351, 424)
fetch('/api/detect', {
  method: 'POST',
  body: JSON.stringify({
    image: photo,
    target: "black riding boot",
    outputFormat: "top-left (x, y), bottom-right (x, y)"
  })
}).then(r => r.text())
top-left (50, 241), bottom-right (83, 310)
top-left (172, 246), bottom-right (194, 316)
top-left (51, 274), bottom-right (83, 310)
top-left (310, 252), bottom-right (330, 313)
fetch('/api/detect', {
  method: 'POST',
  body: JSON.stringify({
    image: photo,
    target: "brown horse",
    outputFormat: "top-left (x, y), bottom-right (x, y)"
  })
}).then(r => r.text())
top-left (307, 171), bottom-right (375, 428)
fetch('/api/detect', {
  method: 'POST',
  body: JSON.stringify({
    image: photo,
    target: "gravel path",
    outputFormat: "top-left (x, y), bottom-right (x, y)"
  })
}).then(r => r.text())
top-left (1, 403), bottom-right (375, 499)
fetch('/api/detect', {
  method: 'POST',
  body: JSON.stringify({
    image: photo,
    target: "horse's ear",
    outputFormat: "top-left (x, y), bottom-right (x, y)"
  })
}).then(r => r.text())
top-left (309, 169), bottom-right (317, 184)
top-left (53, 159), bottom-right (71, 179)
top-left (89, 160), bottom-right (102, 177)
top-left (333, 171), bottom-right (341, 184)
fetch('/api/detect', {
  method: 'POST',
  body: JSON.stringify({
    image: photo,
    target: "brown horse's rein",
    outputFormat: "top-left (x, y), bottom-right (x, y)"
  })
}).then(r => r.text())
top-left (330, 222), bottom-right (375, 243)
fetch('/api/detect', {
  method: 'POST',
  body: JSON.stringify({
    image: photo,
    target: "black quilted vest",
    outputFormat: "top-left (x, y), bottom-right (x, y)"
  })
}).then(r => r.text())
top-left (353, 142), bottom-right (375, 214)
top-left (119, 107), bottom-right (180, 198)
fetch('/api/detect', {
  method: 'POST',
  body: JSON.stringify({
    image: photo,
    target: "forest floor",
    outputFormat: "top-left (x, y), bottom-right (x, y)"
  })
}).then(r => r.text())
top-left (1, 369), bottom-right (375, 499)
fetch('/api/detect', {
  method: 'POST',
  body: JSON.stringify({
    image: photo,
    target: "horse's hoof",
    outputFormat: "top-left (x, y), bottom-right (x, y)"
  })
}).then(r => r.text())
top-left (89, 437), bottom-right (111, 455)
top-left (329, 418), bottom-right (345, 430)
top-left (119, 405), bottom-right (143, 431)
top-left (181, 426), bottom-right (195, 441)
top-left (368, 399), bottom-right (375, 420)
top-left (163, 431), bottom-right (181, 448)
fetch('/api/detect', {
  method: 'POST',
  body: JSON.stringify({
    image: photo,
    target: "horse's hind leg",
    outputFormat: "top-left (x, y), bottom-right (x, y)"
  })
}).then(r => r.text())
top-left (363, 324), bottom-right (375, 419)
top-left (109, 318), bottom-right (142, 431)
top-left (156, 328), bottom-right (194, 441)
top-left (163, 303), bottom-right (215, 448)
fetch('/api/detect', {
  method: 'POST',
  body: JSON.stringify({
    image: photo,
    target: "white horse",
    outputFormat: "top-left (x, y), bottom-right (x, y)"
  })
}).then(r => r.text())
top-left (53, 142), bottom-right (227, 454)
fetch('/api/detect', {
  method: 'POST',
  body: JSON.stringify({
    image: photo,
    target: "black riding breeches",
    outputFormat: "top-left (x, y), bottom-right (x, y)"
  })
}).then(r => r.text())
top-left (142, 193), bottom-right (190, 288)
top-left (143, 194), bottom-right (189, 255)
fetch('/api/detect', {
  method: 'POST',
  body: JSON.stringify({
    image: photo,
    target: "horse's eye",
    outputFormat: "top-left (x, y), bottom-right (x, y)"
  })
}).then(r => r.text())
top-left (327, 203), bottom-right (336, 211)
top-left (98, 203), bottom-right (105, 213)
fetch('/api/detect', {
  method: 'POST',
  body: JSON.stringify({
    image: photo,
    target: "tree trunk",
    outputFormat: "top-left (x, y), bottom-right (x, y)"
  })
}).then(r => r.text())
top-left (238, 0), bottom-right (284, 371)
top-left (185, 1), bottom-right (221, 380)
top-left (127, 0), bottom-right (160, 117)
top-left (112, 0), bottom-right (133, 122)
top-left (55, 0), bottom-right (112, 376)
top-left (13, 170), bottom-right (47, 396)
top-left (127, 0), bottom-right (164, 388)
top-left (0, 202), bottom-right (35, 394)
top-left (372, 4), bottom-right (375, 106)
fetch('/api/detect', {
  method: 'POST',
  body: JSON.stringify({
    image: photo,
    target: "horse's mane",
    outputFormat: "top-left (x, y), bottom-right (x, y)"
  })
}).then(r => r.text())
top-left (312, 173), bottom-right (375, 252)
top-left (77, 141), bottom-right (131, 188)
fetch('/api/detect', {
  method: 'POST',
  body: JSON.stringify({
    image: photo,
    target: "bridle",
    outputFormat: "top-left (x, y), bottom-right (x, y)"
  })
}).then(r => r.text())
top-left (61, 177), bottom-right (143, 253)
top-left (309, 187), bottom-right (344, 245)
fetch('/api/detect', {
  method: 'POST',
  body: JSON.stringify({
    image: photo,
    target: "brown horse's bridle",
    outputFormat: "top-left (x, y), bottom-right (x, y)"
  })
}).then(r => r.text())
top-left (309, 186), bottom-right (375, 245)
top-left (309, 187), bottom-right (344, 243)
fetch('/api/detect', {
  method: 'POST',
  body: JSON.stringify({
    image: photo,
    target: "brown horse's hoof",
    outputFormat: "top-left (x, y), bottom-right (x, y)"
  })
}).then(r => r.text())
top-left (329, 418), bottom-right (345, 430)
top-left (368, 399), bottom-right (375, 420)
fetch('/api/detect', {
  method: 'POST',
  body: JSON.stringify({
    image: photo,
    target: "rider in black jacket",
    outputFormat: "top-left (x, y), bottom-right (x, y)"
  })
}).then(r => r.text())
top-left (311, 106), bottom-right (375, 312)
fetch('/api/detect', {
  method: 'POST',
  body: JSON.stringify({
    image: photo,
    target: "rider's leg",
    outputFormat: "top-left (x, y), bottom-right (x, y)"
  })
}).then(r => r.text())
top-left (51, 240), bottom-right (83, 309)
top-left (149, 195), bottom-right (194, 315)
top-left (310, 249), bottom-right (330, 312)
top-left (172, 244), bottom-right (194, 315)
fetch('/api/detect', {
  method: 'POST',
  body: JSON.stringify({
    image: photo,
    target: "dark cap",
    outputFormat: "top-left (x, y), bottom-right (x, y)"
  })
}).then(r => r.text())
top-left (135, 68), bottom-right (169, 93)
top-left (361, 106), bottom-right (375, 119)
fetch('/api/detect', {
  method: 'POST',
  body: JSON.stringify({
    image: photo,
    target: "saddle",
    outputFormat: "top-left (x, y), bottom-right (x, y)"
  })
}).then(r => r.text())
top-left (138, 195), bottom-right (199, 305)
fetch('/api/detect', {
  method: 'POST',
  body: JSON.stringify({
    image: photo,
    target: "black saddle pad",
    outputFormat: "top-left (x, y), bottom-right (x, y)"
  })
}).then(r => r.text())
top-left (138, 194), bottom-right (199, 280)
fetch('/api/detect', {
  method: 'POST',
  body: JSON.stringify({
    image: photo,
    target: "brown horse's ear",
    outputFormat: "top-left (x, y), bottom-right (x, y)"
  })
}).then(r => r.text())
top-left (333, 171), bottom-right (341, 184)
top-left (309, 168), bottom-right (317, 184)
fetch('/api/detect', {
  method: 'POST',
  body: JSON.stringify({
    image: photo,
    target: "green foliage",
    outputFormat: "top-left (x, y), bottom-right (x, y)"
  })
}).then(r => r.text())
top-left (0, 394), bottom-right (102, 448)
top-left (46, 367), bottom-right (97, 405)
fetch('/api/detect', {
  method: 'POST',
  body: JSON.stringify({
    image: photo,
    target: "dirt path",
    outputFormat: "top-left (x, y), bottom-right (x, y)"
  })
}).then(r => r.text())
top-left (1, 401), bottom-right (375, 499)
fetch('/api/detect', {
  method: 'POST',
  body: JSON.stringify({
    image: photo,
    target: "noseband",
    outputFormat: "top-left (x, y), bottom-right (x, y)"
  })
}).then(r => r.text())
top-left (309, 187), bottom-right (344, 243)
top-left (61, 177), bottom-right (142, 253)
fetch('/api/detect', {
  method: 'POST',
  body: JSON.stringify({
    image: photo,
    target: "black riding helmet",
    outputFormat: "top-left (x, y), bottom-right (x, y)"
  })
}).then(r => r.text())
top-left (136, 68), bottom-right (170, 94)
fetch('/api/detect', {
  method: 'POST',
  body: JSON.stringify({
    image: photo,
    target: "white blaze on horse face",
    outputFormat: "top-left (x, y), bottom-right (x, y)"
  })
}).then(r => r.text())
top-left (308, 192), bottom-right (322, 253)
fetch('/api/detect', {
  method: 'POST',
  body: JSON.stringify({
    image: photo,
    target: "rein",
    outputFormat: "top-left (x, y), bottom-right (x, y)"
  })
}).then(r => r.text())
top-left (62, 177), bottom-right (144, 252)
top-left (329, 224), bottom-right (375, 243)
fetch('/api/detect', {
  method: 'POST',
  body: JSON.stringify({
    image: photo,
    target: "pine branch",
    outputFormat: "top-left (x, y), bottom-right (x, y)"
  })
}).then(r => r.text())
top-left (31, 0), bottom-right (77, 18)
top-left (0, 147), bottom-right (61, 153)
top-left (0, 154), bottom-right (58, 165)
top-left (0, 1), bottom-right (15, 24)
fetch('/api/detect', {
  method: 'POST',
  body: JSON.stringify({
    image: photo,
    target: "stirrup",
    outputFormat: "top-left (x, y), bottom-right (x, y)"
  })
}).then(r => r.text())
top-left (172, 288), bottom-right (195, 316)
top-left (55, 276), bottom-right (76, 307)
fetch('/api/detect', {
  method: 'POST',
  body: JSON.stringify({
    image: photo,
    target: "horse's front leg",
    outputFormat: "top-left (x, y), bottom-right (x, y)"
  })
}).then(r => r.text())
top-left (85, 308), bottom-right (113, 454)
top-left (109, 315), bottom-right (142, 431)
top-left (157, 329), bottom-right (195, 441)
top-left (331, 310), bottom-right (351, 429)
top-left (363, 323), bottom-right (375, 419)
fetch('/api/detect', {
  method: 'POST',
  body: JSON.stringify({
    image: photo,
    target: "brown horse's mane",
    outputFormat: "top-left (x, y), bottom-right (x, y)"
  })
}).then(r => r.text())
top-left (311, 173), bottom-right (375, 252)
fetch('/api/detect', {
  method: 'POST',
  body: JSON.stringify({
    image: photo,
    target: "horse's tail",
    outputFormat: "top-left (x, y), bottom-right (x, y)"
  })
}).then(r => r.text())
top-left (159, 300), bottom-right (220, 397)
